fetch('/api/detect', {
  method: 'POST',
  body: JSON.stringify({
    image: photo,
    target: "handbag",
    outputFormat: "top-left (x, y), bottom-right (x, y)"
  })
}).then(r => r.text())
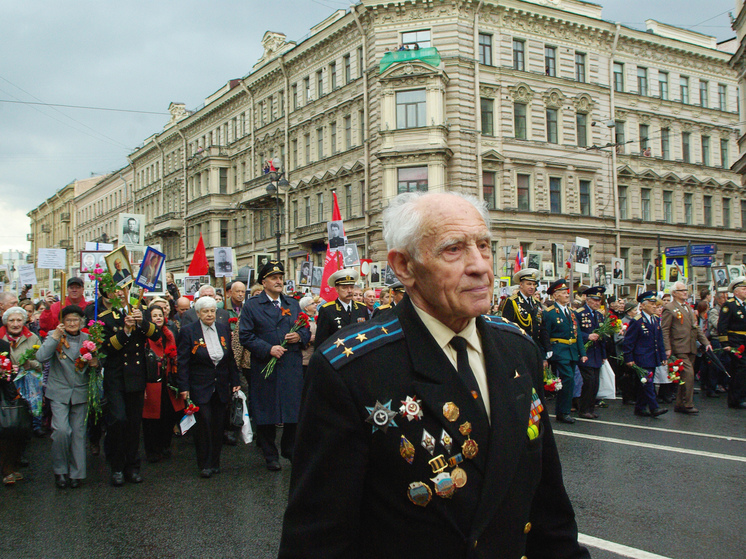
top-left (145, 349), bottom-right (161, 383)
top-left (229, 392), bottom-right (244, 428)
top-left (0, 392), bottom-right (32, 441)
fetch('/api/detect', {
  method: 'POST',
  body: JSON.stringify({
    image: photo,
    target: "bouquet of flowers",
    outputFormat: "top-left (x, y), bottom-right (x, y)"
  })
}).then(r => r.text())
top-left (184, 399), bottom-right (200, 415)
top-left (16, 344), bottom-right (41, 371)
top-left (543, 365), bottom-right (563, 392)
top-left (584, 313), bottom-right (622, 349)
top-left (80, 320), bottom-right (106, 422)
top-left (719, 344), bottom-right (746, 359)
top-left (261, 312), bottom-right (310, 378)
top-left (0, 352), bottom-right (13, 382)
top-left (611, 355), bottom-right (650, 384)
top-left (667, 358), bottom-right (684, 384)
top-left (82, 265), bottom-right (124, 308)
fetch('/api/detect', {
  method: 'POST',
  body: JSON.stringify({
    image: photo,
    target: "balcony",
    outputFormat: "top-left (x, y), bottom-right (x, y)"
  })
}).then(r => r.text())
top-left (294, 221), bottom-right (327, 243)
top-left (188, 145), bottom-right (230, 168)
top-left (59, 239), bottom-right (72, 249)
top-left (379, 47), bottom-right (441, 73)
top-left (60, 212), bottom-right (71, 222)
top-left (26, 233), bottom-right (33, 241)
top-left (151, 212), bottom-right (184, 235)
top-left (239, 174), bottom-right (278, 209)
top-left (41, 224), bottom-right (51, 233)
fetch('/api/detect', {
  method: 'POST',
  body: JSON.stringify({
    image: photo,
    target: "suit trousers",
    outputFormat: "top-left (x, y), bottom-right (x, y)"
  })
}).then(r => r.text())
top-left (578, 365), bottom-right (600, 414)
top-left (49, 399), bottom-right (88, 479)
top-left (552, 360), bottom-right (576, 416)
top-left (256, 423), bottom-right (296, 462)
top-left (674, 353), bottom-right (696, 409)
top-left (193, 392), bottom-right (226, 471)
top-left (106, 389), bottom-right (144, 474)
top-left (636, 369), bottom-right (660, 413)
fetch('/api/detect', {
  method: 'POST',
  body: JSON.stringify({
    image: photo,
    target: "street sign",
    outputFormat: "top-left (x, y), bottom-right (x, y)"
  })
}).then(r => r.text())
top-left (690, 256), bottom-right (713, 267)
top-left (664, 246), bottom-right (687, 257)
top-left (690, 244), bottom-right (717, 256)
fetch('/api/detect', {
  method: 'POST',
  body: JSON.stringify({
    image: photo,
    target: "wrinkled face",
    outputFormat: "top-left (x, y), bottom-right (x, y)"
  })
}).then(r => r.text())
top-left (197, 307), bottom-right (216, 326)
top-left (335, 284), bottom-right (355, 304)
top-left (640, 300), bottom-right (656, 316)
top-left (177, 299), bottom-right (191, 315)
top-left (305, 302), bottom-right (318, 315)
top-left (672, 286), bottom-right (688, 303)
top-left (201, 287), bottom-right (216, 299)
top-left (734, 286), bottom-right (746, 300)
top-left (626, 305), bottom-right (638, 317)
top-left (553, 288), bottom-right (570, 306)
top-left (519, 280), bottom-right (537, 297)
top-left (6, 314), bottom-right (25, 335)
top-left (150, 308), bottom-right (165, 328)
top-left (262, 273), bottom-right (284, 297)
top-left (231, 283), bottom-right (246, 304)
top-left (587, 297), bottom-right (601, 311)
top-left (363, 291), bottom-right (376, 309)
top-left (63, 313), bottom-right (82, 335)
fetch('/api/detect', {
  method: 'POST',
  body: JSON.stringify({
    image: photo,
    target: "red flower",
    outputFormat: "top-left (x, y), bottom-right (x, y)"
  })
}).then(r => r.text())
top-left (81, 328), bottom-right (89, 334)
top-left (738, 345), bottom-right (745, 354)
top-left (229, 317), bottom-right (239, 324)
top-left (165, 346), bottom-right (177, 359)
top-left (80, 347), bottom-right (89, 355)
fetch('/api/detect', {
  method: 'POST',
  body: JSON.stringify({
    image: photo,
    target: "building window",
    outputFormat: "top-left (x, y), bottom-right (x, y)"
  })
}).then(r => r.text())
top-left (545, 47), bottom-right (556, 77)
top-left (344, 115), bottom-right (352, 149)
top-left (345, 185), bottom-right (352, 219)
top-left (359, 110), bottom-right (365, 145)
top-left (317, 192), bottom-right (324, 222)
top-left (723, 198), bottom-right (731, 228)
top-left (659, 71), bottom-right (669, 100)
top-left (549, 177), bottom-right (562, 214)
top-left (576, 113), bottom-right (588, 147)
top-left (330, 122), bottom-right (337, 155)
top-left (279, 90), bottom-right (285, 117)
top-left (685, 193), bottom-right (693, 225)
top-left (546, 109), bottom-right (558, 144)
top-left (661, 128), bottom-right (670, 159)
top-left (259, 212), bottom-right (266, 239)
top-left (579, 180), bottom-right (591, 215)
top-left (330, 62), bottom-right (337, 90)
top-left (663, 191), bottom-right (673, 223)
top-left (397, 166), bottom-right (428, 193)
top-left (219, 167), bottom-right (228, 194)
top-left (637, 67), bottom-right (648, 96)
top-left (641, 188), bottom-right (651, 221)
top-left (483, 171), bottom-right (496, 210)
top-left (292, 139), bottom-right (298, 169)
top-left (511, 173), bottom-right (528, 211)
top-left (304, 133), bottom-right (311, 165)
top-left (481, 98), bottom-right (494, 136)
top-left (304, 77), bottom-right (311, 103)
top-left (718, 84), bottom-right (727, 111)
top-left (292, 84), bottom-right (298, 110)
top-left (704, 195), bottom-right (712, 226)
top-left (618, 185), bottom-right (628, 219)
top-left (620, 248), bottom-right (630, 277)
top-left (702, 136), bottom-right (710, 166)
top-left (305, 196), bottom-right (311, 224)
top-left (639, 124), bottom-right (649, 153)
top-left (317, 128), bottom-right (324, 159)
top-left (478, 33), bottom-right (492, 65)
top-left (680, 76), bottom-right (689, 104)
top-left (613, 62), bottom-right (624, 92)
top-left (741, 200), bottom-right (746, 230)
top-left (514, 103), bottom-right (527, 140)
top-left (292, 200), bottom-right (298, 230)
top-left (513, 39), bottom-right (525, 71)
top-left (358, 46), bottom-right (364, 78)
top-left (682, 132), bottom-right (690, 163)
top-left (396, 89), bottom-right (426, 129)
top-left (721, 138), bottom-right (729, 168)
top-left (317, 70), bottom-right (324, 98)
top-left (699, 80), bottom-right (708, 108)
top-left (575, 52), bottom-right (586, 82)
top-left (615, 121), bottom-right (625, 153)
top-left (402, 29), bottom-right (431, 49)
top-left (344, 54), bottom-right (351, 83)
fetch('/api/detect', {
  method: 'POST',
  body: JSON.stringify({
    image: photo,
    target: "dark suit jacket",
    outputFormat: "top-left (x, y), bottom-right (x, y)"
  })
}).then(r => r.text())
top-left (176, 320), bottom-right (239, 405)
top-left (623, 314), bottom-right (666, 369)
top-left (575, 304), bottom-right (607, 368)
top-left (279, 297), bottom-right (588, 559)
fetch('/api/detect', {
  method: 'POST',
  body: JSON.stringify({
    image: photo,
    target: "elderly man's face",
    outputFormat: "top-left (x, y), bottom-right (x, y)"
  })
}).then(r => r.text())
top-left (176, 298), bottom-right (191, 315)
top-left (519, 280), bottom-right (537, 297)
top-left (553, 288), bottom-right (570, 306)
top-left (734, 286), bottom-right (746, 300)
top-left (672, 285), bottom-right (688, 303)
top-left (231, 282), bottom-right (246, 304)
top-left (398, 195), bottom-right (493, 332)
top-left (587, 297), bottom-right (601, 311)
top-left (335, 284), bottom-right (355, 304)
top-left (363, 290), bottom-right (376, 309)
top-left (201, 287), bottom-right (216, 299)
top-left (263, 273), bottom-right (284, 296)
top-left (0, 295), bottom-right (19, 313)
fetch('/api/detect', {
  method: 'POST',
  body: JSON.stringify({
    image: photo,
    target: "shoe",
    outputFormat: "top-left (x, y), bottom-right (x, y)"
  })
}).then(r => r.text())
top-left (266, 460), bottom-right (282, 471)
top-left (634, 409), bottom-right (651, 417)
top-left (126, 471), bottom-right (143, 483)
top-left (90, 443), bottom-right (100, 456)
top-left (578, 412), bottom-right (595, 419)
top-left (675, 406), bottom-right (699, 414)
top-left (55, 474), bottom-right (68, 489)
top-left (11, 472), bottom-right (23, 482)
top-left (224, 432), bottom-right (238, 446)
top-left (111, 472), bottom-right (125, 487)
top-left (19, 456), bottom-right (30, 467)
top-left (556, 414), bottom-right (576, 424)
top-left (200, 468), bottom-right (212, 478)
top-left (210, 467), bottom-right (220, 475)
top-left (651, 408), bottom-right (669, 417)
top-left (716, 385), bottom-right (727, 393)
top-left (69, 478), bottom-right (81, 489)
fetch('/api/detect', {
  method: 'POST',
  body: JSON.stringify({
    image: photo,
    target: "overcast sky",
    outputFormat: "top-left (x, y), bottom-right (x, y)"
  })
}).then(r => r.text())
top-left (0, 0), bottom-right (738, 253)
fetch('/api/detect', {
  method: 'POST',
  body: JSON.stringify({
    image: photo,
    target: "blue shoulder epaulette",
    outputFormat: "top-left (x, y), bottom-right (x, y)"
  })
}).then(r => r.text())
top-left (483, 314), bottom-right (532, 341)
top-left (321, 317), bottom-right (404, 369)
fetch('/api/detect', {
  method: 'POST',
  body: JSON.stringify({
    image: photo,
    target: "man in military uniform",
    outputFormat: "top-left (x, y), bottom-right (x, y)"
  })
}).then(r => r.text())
top-left (314, 269), bottom-right (368, 348)
top-left (279, 191), bottom-right (589, 559)
top-left (501, 268), bottom-right (550, 361)
top-left (543, 279), bottom-right (587, 424)
top-left (717, 276), bottom-right (746, 409)
top-left (575, 286), bottom-right (607, 419)
top-left (623, 291), bottom-right (669, 417)
top-left (216, 248), bottom-right (232, 275)
top-left (371, 281), bottom-right (405, 319)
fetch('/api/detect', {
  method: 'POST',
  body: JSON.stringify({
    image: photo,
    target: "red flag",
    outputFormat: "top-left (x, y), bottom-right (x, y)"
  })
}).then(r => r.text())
top-left (332, 191), bottom-right (342, 221)
top-left (515, 246), bottom-right (524, 273)
top-left (188, 234), bottom-right (209, 276)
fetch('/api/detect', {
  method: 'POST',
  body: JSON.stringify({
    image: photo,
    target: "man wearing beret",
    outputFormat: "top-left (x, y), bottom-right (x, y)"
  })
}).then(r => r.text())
top-left (314, 268), bottom-right (368, 348)
top-left (239, 261), bottom-right (311, 470)
top-left (543, 279), bottom-right (587, 424)
top-left (279, 192), bottom-right (589, 558)
top-left (717, 276), bottom-right (746, 409)
top-left (501, 268), bottom-right (551, 361)
top-left (574, 286), bottom-right (607, 419)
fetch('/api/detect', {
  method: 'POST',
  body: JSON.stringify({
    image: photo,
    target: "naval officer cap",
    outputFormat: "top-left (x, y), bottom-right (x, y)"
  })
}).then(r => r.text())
top-left (328, 268), bottom-right (360, 287)
top-left (637, 291), bottom-right (657, 303)
top-left (512, 268), bottom-right (540, 285)
top-left (729, 276), bottom-right (746, 292)
top-left (390, 280), bottom-right (405, 293)
top-left (258, 260), bottom-right (285, 283)
top-left (584, 286), bottom-right (606, 299)
top-left (547, 278), bottom-right (570, 295)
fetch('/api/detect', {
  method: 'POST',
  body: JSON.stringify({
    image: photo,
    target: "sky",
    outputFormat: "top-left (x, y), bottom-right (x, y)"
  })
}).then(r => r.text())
top-left (0, 0), bottom-right (739, 253)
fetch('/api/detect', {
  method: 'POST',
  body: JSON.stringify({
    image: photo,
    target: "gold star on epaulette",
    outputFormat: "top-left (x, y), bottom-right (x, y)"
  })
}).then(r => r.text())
top-left (334, 338), bottom-right (345, 347)
top-left (381, 327), bottom-right (388, 334)
top-left (485, 315), bottom-right (493, 322)
top-left (342, 347), bottom-right (354, 357)
top-left (356, 333), bottom-right (367, 342)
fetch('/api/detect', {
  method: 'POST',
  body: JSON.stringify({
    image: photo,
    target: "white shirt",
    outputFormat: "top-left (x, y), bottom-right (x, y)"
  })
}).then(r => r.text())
top-left (200, 321), bottom-right (224, 366)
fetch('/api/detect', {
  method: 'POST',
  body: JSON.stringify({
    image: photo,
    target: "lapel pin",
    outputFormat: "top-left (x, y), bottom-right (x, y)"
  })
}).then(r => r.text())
top-left (399, 435), bottom-right (415, 464)
top-left (399, 395), bottom-right (423, 421)
top-left (421, 429), bottom-right (436, 455)
top-left (442, 402), bottom-right (460, 422)
top-left (364, 400), bottom-right (398, 433)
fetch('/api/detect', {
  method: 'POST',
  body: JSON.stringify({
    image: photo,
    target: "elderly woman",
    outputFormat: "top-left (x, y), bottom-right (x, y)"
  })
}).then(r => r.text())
top-left (299, 296), bottom-right (319, 375)
top-left (177, 296), bottom-right (239, 478)
top-left (35, 305), bottom-right (95, 489)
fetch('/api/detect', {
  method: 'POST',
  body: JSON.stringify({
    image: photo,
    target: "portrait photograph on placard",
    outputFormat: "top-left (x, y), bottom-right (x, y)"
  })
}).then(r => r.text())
top-left (611, 257), bottom-right (625, 285)
top-left (527, 251), bottom-right (542, 272)
top-left (605, 272), bottom-right (613, 289)
top-left (135, 246), bottom-right (166, 291)
top-left (214, 247), bottom-right (234, 277)
top-left (80, 251), bottom-right (107, 274)
top-left (255, 253), bottom-right (272, 271)
top-left (552, 243), bottom-right (564, 275)
top-left (105, 246), bottom-right (133, 288)
top-left (712, 265), bottom-right (729, 290)
top-left (327, 220), bottom-right (346, 250)
top-left (383, 264), bottom-right (398, 286)
top-left (727, 265), bottom-right (743, 281)
top-left (311, 266), bottom-right (323, 287)
top-left (118, 213), bottom-right (145, 249)
top-left (636, 285), bottom-right (645, 299)
top-left (574, 238), bottom-right (590, 274)
top-left (299, 261), bottom-right (312, 285)
top-left (184, 276), bottom-right (201, 296)
top-left (369, 262), bottom-right (382, 284)
top-left (644, 262), bottom-right (655, 283)
top-left (342, 242), bottom-right (360, 267)
top-left (541, 261), bottom-right (555, 281)
top-left (592, 264), bottom-right (606, 285)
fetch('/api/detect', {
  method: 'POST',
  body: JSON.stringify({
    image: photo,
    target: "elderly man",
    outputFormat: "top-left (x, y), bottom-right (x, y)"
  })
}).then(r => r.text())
top-left (0, 292), bottom-right (19, 315)
top-left (239, 261), bottom-right (311, 471)
top-left (180, 285), bottom-right (230, 328)
top-left (575, 286), bottom-right (607, 419)
top-left (279, 192), bottom-right (589, 559)
top-left (314, 269), bottom-right (368, 348)
top-left (717, 276), bottom-right (746, 409)
top-left (661, 281), bottom-right (710, 415)
top-left (501, 268), bottom-right (551, 361)
top-left (362, 289), bottom-right (377, 320)
top-left (39, 277), bottom-right (89, 333)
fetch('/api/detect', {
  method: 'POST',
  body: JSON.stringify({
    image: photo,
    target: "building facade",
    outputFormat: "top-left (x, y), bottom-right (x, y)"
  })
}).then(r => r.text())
top-left (74, 167), bottom-right (134, 252)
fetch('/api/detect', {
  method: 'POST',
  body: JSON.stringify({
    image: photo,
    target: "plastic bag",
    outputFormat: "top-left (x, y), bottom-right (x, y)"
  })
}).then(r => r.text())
top-left (596, 359), bottom-right (617, 400)
top-left (235, 390), bottom-right (253, 444)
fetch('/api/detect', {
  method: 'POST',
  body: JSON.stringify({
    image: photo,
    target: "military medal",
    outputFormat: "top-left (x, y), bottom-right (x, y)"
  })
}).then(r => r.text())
top-left (407, 481), bottom-right (432, 507)
top-left (364, 400), bottom-right (398, 433)
top-left (431, 472), bottom-right (456, 498)
top-left (400, 435), bottom-right (415, 464)
top-left (450, 466), bottom-right (467, 488)
top-left (399, 395), bottom-right (423, 421)
top-left (421, 429), bottom-right (436, 455)
top-left (442, 402), bottom-right (460, 422)
top-left (440, 429), bottom-right (452, 453)
top-left (459, 421), bottom-right (478, 459)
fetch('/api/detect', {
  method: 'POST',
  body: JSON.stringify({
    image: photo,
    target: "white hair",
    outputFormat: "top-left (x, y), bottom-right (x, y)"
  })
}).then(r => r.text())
top-left (382, 191), bottom-right (490, 261)
top-left (198, 284), bottom-right (215, 297)
top-left (673, 281), bottom-right (688, 292)
top-left (194, 296), bottom-right (217, 312)
top-left (299, 296), bottom-right (315, 311)
top-left (2, 306), bottom-right (28, 325)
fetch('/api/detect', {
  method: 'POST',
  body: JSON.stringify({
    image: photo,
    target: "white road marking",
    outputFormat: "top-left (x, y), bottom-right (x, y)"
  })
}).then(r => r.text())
top-left (555, 431), bottom-right (746, 462)
top-left (579, 533), bottom-right (673, 559)
top-left (574, 417), bottom-right (746, 443)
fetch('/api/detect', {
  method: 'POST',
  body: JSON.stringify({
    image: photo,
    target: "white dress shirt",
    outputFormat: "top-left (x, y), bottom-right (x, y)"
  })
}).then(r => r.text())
top-left (200, 321), bottom-right (224, 366)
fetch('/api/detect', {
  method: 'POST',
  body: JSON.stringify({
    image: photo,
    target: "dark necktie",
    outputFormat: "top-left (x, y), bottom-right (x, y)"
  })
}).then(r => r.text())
top-left (449, 336), bottom-right (487, 418)
top-left (272, 300), bottom-right (280, 312)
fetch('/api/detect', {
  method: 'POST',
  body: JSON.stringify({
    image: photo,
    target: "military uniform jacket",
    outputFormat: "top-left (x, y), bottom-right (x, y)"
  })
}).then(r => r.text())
top-left (661, 301), bottom-right (708, 356)
top-left (717, 297), bottom-right (746, 346)
top-left (543, 305), bottom-right (586, 363)
top-left (623, 314), bottom-right (666, 369)
top-left (501, 293), bottom-right (550, 355)
top-left (314, 298), bottom-right (368, 349)
top-left (575, 305), bottom-right (607, 368)
top-left (279, 297), bottom-right (589, 559)
top-left (99, 306), bottom-right (161, 393)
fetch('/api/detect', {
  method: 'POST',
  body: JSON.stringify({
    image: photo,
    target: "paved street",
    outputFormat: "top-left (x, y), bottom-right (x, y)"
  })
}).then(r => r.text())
top-left (1, 395), bottom-right (744, 559)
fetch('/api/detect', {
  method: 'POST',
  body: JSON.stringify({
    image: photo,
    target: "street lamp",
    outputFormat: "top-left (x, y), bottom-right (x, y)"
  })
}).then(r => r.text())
top-left (265, 157), bottom-right (290, 260)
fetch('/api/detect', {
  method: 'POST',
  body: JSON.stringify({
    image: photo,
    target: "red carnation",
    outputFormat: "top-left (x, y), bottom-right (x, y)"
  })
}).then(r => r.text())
top-left (229, 317), bottom-right (239, 324)
top-left (80, 347), bottom-right (89, 355)
top-left (81, 328), bottom-right (89, 334)
top-left (739, 345), bottom-right (745, 354)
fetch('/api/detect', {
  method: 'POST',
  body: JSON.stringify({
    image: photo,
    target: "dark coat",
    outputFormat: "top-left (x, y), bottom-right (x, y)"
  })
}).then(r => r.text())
top-left (279, 297), bottom-right (589, 559)
top-left (501, 293), bottom-right (550, 355)
top-left (314, 298), bottom-right (368, 349)
top-left (575, 304), bottom-right (607, 368)
top-left (176, 320), bottom-right (239, 405)
top-left (623, 314), bottom-right (666, 369)
top-left (238, 292), bottom-right (311, 425)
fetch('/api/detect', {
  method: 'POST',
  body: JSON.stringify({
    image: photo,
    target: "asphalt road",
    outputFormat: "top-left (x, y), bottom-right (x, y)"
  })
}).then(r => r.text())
top-left (1, 395), bottom-right (744, 559)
